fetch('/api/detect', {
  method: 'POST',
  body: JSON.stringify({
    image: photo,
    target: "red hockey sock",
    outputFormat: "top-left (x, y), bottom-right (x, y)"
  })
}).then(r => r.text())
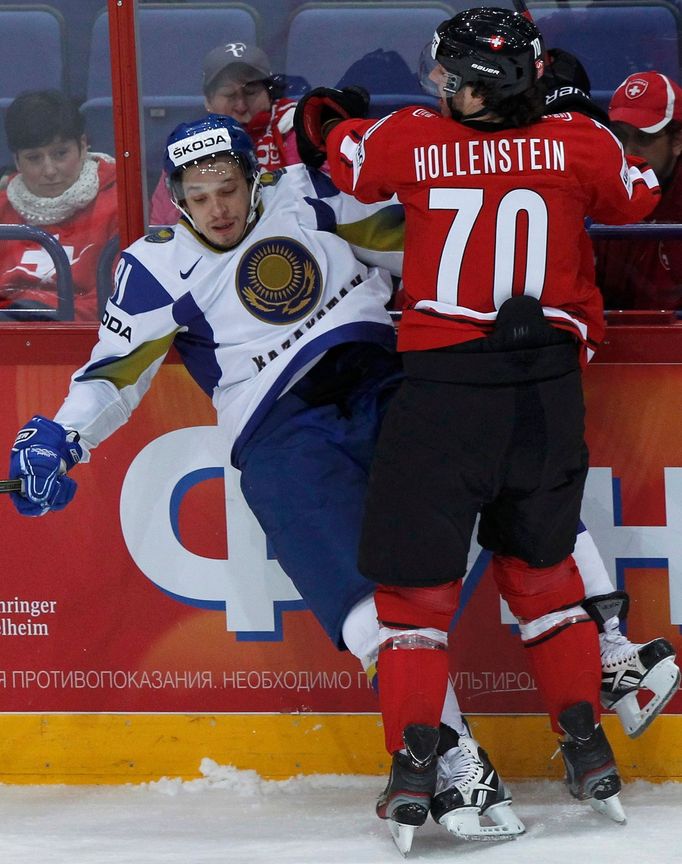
top-left (377, 635), bottom-right (450, 754)
top-left (374, 582), bottom-right (460, 754)
top-left (525, 621), bottom-right (602, 732)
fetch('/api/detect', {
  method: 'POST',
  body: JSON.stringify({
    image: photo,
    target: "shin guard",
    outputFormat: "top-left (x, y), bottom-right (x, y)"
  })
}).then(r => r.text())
top-left (375, 583), bottom-right (459, 754)
top-left (524, 619), bottom-right (602, 731)
top-left (492, 554), bottom-right (601, 731)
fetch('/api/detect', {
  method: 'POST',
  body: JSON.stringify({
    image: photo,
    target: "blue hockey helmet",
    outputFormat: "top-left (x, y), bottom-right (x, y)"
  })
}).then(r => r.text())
top-left (164, 113), bottom-right (262, 234)
top-left (164, 113), bottom-right (260, 187)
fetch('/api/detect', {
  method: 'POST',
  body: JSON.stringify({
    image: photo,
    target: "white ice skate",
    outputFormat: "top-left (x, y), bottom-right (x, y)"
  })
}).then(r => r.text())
top-left (600, 623), bottom-right (680, 739)
top-left (431, 736), bottom-right (525, 841)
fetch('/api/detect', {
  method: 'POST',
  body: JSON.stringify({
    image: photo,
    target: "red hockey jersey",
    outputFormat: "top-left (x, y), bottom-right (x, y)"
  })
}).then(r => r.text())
top-left (0, 159), bottom-right (118, 321)
top-left (326, 108), bottom-right (660, 356)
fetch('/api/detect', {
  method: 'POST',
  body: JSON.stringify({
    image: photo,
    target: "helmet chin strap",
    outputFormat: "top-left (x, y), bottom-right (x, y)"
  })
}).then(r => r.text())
top-left (461, 105), bottom-right (493, 122)
top-left (446, 93), bottom-right (491, 123)
top-left (173, 199), bottom-right (198, 232)
top-left (226, 173), bottom-right (263, 248)
top-left (246, 173), bottom-right (263, 229)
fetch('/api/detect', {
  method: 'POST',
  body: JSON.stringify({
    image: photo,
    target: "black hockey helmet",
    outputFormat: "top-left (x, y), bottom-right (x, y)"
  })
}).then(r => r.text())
top-left (429, 7), bottom-right (545, 98)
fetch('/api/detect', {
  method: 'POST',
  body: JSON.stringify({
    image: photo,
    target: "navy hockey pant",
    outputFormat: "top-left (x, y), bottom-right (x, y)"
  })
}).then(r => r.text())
top-left (236, 346), bottom-right (402, 648)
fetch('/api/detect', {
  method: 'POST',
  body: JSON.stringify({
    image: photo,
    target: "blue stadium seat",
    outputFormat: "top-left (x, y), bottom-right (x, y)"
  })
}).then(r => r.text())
top-left (284, 2), bottom-right (453, 116)
top-left (0, 6), bottom-right (67, 169)
top-left (81, 4), bottom-right (260, 189)
top-left (26, 0), bottom-right (103, 101)
top-left (531, 2), bottom-right (682, 111)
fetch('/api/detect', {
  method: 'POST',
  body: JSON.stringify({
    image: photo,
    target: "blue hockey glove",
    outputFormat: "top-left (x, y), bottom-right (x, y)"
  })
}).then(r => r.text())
top-left (293, 85), bottom-right (370, 168)
top-left (9, 415), bottom-right (82, 517)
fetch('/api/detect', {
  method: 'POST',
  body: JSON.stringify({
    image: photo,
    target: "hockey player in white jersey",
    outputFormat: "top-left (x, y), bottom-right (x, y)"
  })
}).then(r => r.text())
top-left (7, 113), bottom-right (524, 845)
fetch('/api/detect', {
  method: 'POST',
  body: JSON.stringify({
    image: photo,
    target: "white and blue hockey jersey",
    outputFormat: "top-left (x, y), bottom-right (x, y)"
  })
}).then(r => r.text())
top-left (55, 165), bottom-right (404, 462)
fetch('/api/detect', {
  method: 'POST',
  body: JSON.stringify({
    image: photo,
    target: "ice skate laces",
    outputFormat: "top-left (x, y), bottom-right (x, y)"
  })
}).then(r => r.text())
top-left (600, 618), bottom-right (639, 669)
top-left (436, 739), bottom-right (483, 796)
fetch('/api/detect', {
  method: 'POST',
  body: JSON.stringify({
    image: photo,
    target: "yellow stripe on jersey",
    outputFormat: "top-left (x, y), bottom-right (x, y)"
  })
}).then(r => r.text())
top-left (78, 331), bottom-right (178, 390)
top-left (336, 205), bottom-right (405, 252)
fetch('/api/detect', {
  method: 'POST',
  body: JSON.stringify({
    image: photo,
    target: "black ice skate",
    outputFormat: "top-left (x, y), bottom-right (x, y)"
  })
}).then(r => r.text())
top-left (430, 725), bottom-right (524, 840)
top-left (584, 592), bottom-right (681, 738)
top-left (376, 723), bottom-right (438, 856)
top-left (558, 701), bottom-right (626, 824)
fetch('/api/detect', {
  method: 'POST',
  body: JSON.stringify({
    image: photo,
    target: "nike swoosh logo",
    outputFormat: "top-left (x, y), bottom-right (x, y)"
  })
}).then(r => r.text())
top-left (180, 257), bottom-right (202, 280)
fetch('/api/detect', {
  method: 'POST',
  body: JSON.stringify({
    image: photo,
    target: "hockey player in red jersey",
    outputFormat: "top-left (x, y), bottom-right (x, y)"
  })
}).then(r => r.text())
top-left (295, 6), bottom-right (661, 851)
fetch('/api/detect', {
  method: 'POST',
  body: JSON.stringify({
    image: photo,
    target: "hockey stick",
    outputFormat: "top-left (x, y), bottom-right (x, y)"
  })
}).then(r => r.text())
top-left (512, 0), bottom-right (551, 68)
top-left (511, 0), bottom-right (534, 22)
top-left (0, 479), bottom-right (23, 494)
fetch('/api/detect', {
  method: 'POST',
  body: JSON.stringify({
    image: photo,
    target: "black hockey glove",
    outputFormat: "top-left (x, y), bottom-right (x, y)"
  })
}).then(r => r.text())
top-left (544, 85), bottom-right (610, 125)
top-left (294, 86), bottom-right (370, 168)
top-left (544, 48), bottom-right (592, 95)
top-left (541, 48), bottom-right (609, 125)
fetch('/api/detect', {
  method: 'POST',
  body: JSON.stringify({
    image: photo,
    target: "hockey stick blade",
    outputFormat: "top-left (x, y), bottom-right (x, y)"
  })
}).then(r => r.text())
top-left (0, 479), bottom-right (23, 494)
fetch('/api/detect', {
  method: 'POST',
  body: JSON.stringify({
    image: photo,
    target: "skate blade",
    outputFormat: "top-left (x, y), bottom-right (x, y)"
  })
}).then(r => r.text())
top-left (440, 802), bottom-right (524, 841)
top-left (483, 800), bottom-right (526, 837)
top-left (589, 793), bottom-right (627, 824)
top-left (388, 821), bottom-right (416, 856)
top-left (614, 659), bottom-right (681, 739)
top-left (439, 806), bottom-right (483, 840)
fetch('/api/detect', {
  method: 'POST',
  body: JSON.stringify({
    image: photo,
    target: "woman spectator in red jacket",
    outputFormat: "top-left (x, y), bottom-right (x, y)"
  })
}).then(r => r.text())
top-left (0, 89), bottom-right (118, 321)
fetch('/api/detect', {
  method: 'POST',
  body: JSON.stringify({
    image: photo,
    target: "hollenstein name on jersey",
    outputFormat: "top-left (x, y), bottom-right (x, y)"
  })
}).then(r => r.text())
top-left (251, 273), bottom-right (364, 372)
top-left (414, 136), bottom-right (566, 181)
top-left (168, 129), bottom-right (234, 169)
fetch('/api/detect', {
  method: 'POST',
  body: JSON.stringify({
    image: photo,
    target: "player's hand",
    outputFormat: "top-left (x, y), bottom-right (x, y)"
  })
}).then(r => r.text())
top-left (544, 85), bottom-right (609, 125)
top-left (541, 47), bottom-right (609, 125)
top-left (294, 86), bottom-right (370, 168)
top-left (9, 415), bottom-right (82, 516)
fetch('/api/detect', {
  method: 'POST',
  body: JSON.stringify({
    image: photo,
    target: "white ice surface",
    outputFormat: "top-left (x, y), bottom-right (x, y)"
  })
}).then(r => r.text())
top-left (2, 759), bottom-right (681, 864)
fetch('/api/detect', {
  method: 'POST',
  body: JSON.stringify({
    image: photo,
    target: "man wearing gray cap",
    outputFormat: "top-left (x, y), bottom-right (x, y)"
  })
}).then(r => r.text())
top-left (150, 41), bottom-right (300, 224)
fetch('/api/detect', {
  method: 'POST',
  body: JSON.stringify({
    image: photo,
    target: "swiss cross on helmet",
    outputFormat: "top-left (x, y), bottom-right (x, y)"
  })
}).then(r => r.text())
top-left (431, 7), bottom-right (544, 97)
top-left (164, 113), bottom-right (259, 184)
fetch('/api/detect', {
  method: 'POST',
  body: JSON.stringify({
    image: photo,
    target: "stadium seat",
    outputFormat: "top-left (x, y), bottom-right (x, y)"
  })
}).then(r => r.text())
top-left (530, 1), bottom-right (682, 111)
top-left (0, 6), bottom-right (67, 169)
top-left (0, 225), bottom-right (74, 321)
top-left (81, 4), bottom-right (260, 191)
top-left (30, 0), bottom-right (103, 102)
top-left (284, 2), bottom-right (453, 116)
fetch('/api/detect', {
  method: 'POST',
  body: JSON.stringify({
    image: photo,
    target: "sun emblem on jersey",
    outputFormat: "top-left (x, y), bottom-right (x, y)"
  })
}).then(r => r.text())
top-left (236, 237), bottom-right (323, 324)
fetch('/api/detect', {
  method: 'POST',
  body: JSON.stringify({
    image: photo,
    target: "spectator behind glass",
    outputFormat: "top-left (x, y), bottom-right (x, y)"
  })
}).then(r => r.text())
top-left (594, 72), bottom-right (682, 310)
top-left (149, 42), bottom-right (300, 225)
top-left (0, 90), bottom-right (118, 321)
